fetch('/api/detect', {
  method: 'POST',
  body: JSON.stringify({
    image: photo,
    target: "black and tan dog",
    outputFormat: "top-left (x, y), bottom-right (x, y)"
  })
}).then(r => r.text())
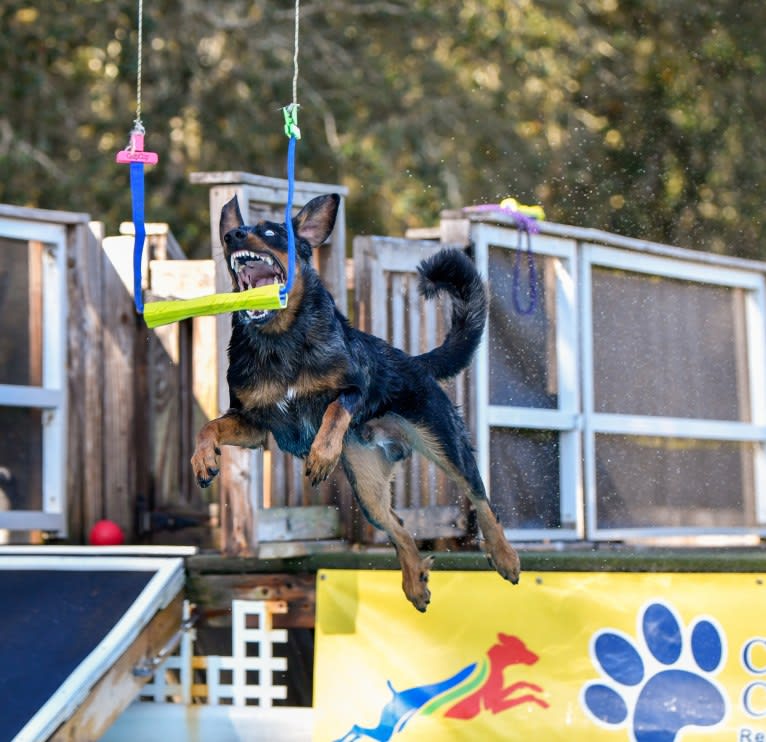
top-left (191, 194), bottom-right (520, 611)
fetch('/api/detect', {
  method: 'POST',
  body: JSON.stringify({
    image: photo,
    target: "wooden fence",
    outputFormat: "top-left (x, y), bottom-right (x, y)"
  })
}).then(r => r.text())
top-left (3, 176), bottom-right (479, 554)
top-left (104, 174), bottom-right (477, 554)
top-left (352, 235), bottom-right (472, 543)
top-left (66, 220), bottom-right (216, 545)
top-left (11, 175), bottom-right (765, 554)
top-left (187, 174), bottom-right (477, 553)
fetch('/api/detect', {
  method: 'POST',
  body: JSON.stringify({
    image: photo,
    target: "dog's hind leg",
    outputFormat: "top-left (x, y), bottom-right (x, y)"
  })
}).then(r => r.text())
top-left (341, 435), bottom-right (433, 612)
top-left (409, 416), bottom-right (521, 586)
top-left (461, 462), bottom-right (521, 585)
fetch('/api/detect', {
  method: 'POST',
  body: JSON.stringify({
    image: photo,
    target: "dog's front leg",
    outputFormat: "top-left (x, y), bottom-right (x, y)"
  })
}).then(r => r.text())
top-left (305, 390), bottom-right (360, 486)
top-left (191, 411), bottom-right (266, 488)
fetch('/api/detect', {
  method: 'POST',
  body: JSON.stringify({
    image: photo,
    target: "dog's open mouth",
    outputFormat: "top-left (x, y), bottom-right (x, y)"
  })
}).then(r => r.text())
top-left (229, 249), bottom-right (286, 321)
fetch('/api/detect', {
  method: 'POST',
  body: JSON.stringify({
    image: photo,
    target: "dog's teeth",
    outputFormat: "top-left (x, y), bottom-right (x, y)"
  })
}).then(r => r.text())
top-left (230, 250), bottom-right (278, 280)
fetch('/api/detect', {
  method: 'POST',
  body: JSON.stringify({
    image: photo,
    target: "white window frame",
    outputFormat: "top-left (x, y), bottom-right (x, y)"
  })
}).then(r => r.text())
top-left (473, 223), bottom-right (583, 540)
top-left (580, 243), bottom-right (766, 540)
top-left (0, 218), bottom-right (68, 534)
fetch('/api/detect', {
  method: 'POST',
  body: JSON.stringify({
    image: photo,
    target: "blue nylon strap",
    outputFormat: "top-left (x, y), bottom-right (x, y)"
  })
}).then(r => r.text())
top-left (130, 161), bottom-right (146, 313)
top-left (281, 133), bottom-right (297, 303)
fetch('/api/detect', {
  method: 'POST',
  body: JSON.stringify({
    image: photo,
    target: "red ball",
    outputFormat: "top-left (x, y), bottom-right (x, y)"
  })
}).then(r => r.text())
top-left (89, 519), bottom-right (125, 546)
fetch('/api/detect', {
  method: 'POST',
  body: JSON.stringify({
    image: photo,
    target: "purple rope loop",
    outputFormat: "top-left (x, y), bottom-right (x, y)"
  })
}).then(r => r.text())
top-left (512, 226), bottom-right (537, 315)
top-left (464, 203), bottom-right (539, 315)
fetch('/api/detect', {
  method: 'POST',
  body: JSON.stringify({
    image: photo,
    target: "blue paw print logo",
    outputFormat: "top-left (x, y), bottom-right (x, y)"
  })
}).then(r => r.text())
top-left (582, 601), bottom-right (727, 742)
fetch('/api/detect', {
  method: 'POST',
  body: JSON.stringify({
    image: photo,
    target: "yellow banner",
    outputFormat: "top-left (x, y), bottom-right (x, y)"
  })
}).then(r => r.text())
top-left (314, 570), bottom-right (766, 742)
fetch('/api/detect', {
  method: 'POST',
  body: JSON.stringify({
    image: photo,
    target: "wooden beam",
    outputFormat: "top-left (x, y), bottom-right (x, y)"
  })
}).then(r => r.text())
top-left (219, 447), bottom-right (259, 557)
top-left (66, 223), bottom-right (105, 539)
top-left (258, 506), bottom-right (340, 542)
top-left (368, 505), bottom-right (467, 543)
top-left (190, 171), bottom-right (348, 198)
top-left (188, 573), bottom-right (315, 629)
top-left (99, 236), bottom-right (138, 535)
top-left (0, 204), bottom-right (90, 225)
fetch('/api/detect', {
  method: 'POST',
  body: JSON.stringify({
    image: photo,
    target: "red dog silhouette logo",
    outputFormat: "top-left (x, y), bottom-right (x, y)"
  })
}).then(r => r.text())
top-left (335, 633), bottom-right (549, 741)
top-left (445, 633), bottom-right (548, 719)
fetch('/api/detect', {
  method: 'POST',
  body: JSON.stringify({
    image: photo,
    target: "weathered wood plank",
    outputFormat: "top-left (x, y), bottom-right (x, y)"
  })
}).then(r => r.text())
top-left (206, 185), bottom-right (244, 415)
top-left (149, 321), bottom-right (182, 510)
top-left (118, 223), bottom-right (186, 260)
top-left (351, 234), bottom-right (473, 538)
top-left (100, 236), bottom-right (138, 537)
top-left (203, 185), bottom-right (261, 556)
top-left (143, 259), bottom-right (216, 513)
top-left (369, 505), bottom-right (467, 543)
top-left (438, 215), bottom-right (471, 245)
top-left (317, 194), bottom-right (347, 315)
top-left (0, 204), bottom-right (90, 225)
top-left (148, 259), bottom-right (215, 300)
top-left (219, 446), bottom-right (259, 556)
top-left (178, 320), bottom-right (194, 504)
top-left (188, 573), bottom-right (315, 629)
top-left (190, 171), bottom-right (349, 198)
top-left (66, 222), bottom-right (105, 541)
top-left (187, 548), bottom-right (766, 580)
top-left (196, 174), bottom-right (351, 553)
top-left (191, 313), bottom-right (218, 422)
top-left (258, 506), bottom-right (340, 542)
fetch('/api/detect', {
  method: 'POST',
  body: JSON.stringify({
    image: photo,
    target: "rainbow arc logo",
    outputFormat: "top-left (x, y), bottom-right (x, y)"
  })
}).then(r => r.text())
top-left (334, 633), bottom-right (548, 742)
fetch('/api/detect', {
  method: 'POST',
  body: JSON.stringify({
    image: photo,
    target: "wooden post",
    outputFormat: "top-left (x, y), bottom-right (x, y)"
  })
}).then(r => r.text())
top-left (66, 222), bottom-right (106, 542)
top-left (190, 172), bottom-right (349, 312)
top-left (99, 235), bottom-right (140, 538)
top-left (190, 172), bottom-right (349, 556)
top-left (147, 260), bottom-right (217, 512)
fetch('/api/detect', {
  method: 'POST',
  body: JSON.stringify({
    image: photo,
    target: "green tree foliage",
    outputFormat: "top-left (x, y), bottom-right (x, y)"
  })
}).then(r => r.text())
top-left (1, 0), bottom-right (764, 258)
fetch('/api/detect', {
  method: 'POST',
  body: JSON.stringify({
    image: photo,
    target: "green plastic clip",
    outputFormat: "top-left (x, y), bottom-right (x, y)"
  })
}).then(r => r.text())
top-left (283, 104), bottom-right (301, 140)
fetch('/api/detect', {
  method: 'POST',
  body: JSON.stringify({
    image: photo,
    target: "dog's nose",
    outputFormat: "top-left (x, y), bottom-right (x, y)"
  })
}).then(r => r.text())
top-left (224, 229), bottom-right (247, 246)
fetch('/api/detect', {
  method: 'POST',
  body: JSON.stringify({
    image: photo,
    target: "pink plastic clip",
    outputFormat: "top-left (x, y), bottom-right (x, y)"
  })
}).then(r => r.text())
top-left (115, 130), bottom-right (159, 165)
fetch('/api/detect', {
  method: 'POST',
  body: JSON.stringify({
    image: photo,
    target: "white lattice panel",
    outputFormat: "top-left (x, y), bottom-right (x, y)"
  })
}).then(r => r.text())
top-left (140, 599), bottom-right (288, 707)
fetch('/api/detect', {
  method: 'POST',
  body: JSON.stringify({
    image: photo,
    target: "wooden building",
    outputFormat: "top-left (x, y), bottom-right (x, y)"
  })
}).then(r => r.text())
top-left (3, 171), bottom-right (766, 737)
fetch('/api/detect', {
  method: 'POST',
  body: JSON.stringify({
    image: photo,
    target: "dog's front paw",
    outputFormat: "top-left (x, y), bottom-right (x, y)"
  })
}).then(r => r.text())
top-left (191, 439), bottom-right (221, 488)
top-left (305, 445), bottom-right (340, 486)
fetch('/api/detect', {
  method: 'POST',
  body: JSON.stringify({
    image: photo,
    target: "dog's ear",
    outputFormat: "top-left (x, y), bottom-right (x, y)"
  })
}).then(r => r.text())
top-left (293, 194), bottom-right (340, 248)
top-left (220, 196), bottom-right (245, 246)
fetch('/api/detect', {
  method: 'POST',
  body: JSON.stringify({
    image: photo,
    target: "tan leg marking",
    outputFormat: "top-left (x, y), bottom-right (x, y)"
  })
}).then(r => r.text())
top-left (191, 413), bottom-right (266, 488)
top-left (342, 439), bottom-right (433, 612)
top-left (305, 399), bottom-right (352, 485)
top-left (409, 423), bottom-right (521, 585)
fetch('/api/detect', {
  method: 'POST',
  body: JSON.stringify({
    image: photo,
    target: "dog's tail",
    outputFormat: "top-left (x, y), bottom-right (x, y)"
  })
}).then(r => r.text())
top-left (414, 248), bottom-right (487, 380)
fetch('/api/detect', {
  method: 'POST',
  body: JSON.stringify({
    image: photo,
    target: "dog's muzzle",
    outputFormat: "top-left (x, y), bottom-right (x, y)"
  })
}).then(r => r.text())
top-left (228, 248), bottom-right (286, 322)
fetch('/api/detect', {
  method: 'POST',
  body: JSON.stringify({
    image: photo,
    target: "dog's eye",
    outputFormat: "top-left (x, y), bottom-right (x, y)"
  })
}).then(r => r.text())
top-left (264, 229), bottom-right (275, 237)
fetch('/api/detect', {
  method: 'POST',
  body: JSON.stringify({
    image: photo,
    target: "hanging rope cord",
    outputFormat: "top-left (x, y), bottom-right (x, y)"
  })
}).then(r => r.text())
top-left (123, 0), bottom-right (300, 313)
top-left (291, 0), bottom-right (300, 107)
top-left (134, 0), bottom-right (144, 132)
top-left (282, 0), bottom-right (301, 303)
